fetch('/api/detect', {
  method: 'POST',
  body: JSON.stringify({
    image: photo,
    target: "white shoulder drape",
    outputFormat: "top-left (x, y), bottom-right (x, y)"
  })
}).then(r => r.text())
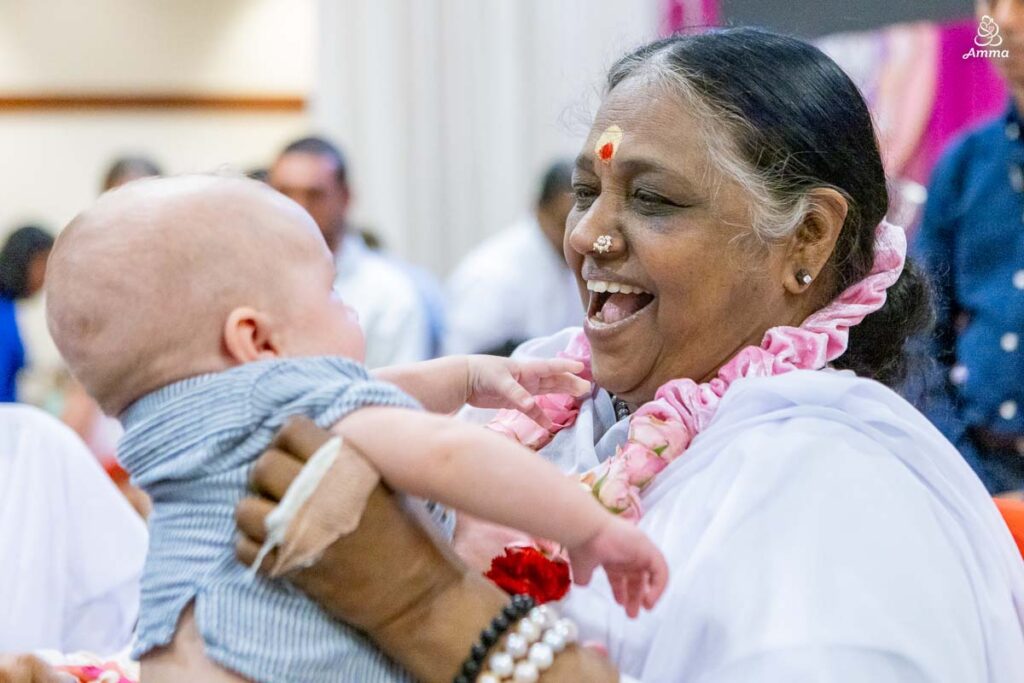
top-left (465, 330), bottom-right (1024, 682)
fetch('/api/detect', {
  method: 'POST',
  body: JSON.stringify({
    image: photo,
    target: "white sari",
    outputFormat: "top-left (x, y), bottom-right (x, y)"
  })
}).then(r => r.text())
top-left (464, 328), bottom-right (1024, 682)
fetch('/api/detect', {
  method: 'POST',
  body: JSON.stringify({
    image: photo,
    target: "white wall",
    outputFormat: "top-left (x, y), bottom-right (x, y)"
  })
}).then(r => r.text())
top-left (0, 0), bottom-right (315, 402)
top-left (6, 0), bottom-right (661, 399)
top-left (0, 0), bottom-right (314, 237)
top-left (1, 0), bottom-right (661, 271)
top-left (313, 0), bottom-right (662, 275)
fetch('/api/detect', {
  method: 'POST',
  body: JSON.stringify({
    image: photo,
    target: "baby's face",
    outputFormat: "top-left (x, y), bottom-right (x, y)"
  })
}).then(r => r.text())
top-left (281, 248), bottom-right (366, 362)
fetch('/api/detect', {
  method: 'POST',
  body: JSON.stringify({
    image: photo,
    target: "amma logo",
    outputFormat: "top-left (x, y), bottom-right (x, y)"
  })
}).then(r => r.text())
top-left (964, 15), bottom-right (1010, 59)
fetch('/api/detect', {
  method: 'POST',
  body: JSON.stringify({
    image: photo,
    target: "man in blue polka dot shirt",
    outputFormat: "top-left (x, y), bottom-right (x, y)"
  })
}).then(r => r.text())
top-left (915, 2), bottom-right (1024, 493)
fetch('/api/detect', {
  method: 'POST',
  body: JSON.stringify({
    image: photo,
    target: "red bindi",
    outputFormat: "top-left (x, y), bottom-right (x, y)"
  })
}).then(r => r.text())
top-left (599, 142), bottom-right (615, 162)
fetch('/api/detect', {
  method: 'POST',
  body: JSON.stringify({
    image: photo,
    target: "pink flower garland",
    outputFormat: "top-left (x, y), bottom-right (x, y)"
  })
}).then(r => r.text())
top-left (487, 221), bottom-right (907, 522)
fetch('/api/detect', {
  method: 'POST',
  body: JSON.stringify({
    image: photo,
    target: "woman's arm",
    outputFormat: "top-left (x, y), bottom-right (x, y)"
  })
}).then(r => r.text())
top-left (373, 355), bottom-right (589, 427)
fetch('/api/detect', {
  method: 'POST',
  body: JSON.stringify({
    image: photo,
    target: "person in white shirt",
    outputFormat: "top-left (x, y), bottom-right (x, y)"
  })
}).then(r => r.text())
top-left (0, 405), bottom-right (146, 654)
top-left (443, 161), bottom-right (580, 356)
top-left (269, 137), bottom-right (431, 368)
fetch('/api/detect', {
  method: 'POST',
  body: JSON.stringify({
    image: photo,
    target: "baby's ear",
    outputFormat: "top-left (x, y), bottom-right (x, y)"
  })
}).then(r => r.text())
top-left (223, 307), bottom-right (281, 363)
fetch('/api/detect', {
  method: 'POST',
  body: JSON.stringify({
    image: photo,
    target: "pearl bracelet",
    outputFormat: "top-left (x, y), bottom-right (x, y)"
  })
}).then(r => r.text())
top-left (454, 594), bottom-right (535, 683)
top-left (476, 604), bottom-right (579, 683)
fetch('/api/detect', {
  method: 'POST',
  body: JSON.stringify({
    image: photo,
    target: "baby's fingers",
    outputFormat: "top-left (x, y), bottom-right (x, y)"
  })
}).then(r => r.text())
top-left (537, 372), bottom-right (591, 397)
top-left (519, 359), bottom-right (585, 384)
top-left (605, 571), bottom-right (641, 618)
top-left (527, 358), bottom-right (584, 376)
top-left (609, 574), bottom-right (629, 611)
top-left (643, 552), bottom-right (670, 609)
top-left (502, 378), bottom-right (554, 430)
top-left (572, 557), bottom-right (596, 586)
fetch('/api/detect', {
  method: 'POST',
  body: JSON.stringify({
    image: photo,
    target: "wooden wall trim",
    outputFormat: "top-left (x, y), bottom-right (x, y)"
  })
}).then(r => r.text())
top-left (0, 93), bottom-right (306, 112)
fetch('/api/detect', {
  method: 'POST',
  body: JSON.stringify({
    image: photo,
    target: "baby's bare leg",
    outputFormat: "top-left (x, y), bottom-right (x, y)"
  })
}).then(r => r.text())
top-left (140, 603), bottom-right (249, 683)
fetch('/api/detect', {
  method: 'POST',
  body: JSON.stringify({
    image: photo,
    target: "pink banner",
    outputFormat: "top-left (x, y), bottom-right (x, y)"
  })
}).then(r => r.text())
top-left (661, 0), bottom-right (719, 35)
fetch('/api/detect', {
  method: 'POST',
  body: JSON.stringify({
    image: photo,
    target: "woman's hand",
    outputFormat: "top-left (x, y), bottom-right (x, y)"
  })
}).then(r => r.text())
top-left (568, 516), bottom-right (670, 619)
top-left (465, 356), bottom-right (589, 429)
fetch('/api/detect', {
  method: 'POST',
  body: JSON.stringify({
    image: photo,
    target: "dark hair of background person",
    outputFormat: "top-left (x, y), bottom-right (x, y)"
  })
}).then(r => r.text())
top-left (606, 27), bottom-right (934, 388)
top-left (0, 226), bottom-right (55, 299)
top-left (102, 156), bottom-right (163, 192)
top-left (247, 167), bottom-right (269, 183)
top-left (536, 160), bottom-right (573, 208)
top-left (280, 136), bottom-right (348, 186)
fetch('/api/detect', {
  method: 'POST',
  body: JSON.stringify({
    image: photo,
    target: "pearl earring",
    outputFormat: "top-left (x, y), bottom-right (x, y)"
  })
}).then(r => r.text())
top-left (796, 269), bottom-right (813, 286)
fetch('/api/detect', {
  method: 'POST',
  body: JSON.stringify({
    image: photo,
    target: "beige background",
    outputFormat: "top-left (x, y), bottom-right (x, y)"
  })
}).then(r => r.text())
top-left (2, 0), bottom-right (661, 401)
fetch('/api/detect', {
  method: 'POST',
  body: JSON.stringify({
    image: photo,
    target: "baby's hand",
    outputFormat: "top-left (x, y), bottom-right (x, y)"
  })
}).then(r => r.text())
top-left (568, 516), bottom-right (669, 618)
top-left (465, 356), bottom-right (590, 430)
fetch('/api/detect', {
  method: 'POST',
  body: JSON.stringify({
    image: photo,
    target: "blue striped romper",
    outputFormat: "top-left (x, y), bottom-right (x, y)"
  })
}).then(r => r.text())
top-left (119, 356), bottom-right (453, 683)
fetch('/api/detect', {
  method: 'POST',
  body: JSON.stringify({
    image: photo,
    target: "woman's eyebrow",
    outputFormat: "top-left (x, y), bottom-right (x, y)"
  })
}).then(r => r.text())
top-left (574, 155), bottom-right (595, 175)
top-left (614, 157), bottom-right (672, 177)
top-left (615, 157), bottom-right (699, 193)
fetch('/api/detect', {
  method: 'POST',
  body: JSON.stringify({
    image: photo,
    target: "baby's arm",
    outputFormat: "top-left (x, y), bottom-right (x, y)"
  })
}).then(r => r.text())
top-left (374, 355), bottom-right (589, 427)
top-left (372, 356), bottom-right (473, 414)
top-left (332, 407), bottom-right (667, 614)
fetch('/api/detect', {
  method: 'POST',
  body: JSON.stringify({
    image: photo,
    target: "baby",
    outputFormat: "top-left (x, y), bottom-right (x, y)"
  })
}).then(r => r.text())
top-left (45, 175), bottom-right (667, 683)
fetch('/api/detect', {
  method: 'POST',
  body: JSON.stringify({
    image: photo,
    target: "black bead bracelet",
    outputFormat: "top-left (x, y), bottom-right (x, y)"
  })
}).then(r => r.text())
top-left (453, 593), bottom-right (535, 683)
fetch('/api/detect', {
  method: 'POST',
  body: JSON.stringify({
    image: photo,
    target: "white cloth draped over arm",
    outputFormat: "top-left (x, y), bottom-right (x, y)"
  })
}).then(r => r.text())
top-left (0, 405), bottom-right (147, 653)
top-left (558, 371), bottom-right (1024, 682)
top-left (458, 330), bottom-right (1024, 683)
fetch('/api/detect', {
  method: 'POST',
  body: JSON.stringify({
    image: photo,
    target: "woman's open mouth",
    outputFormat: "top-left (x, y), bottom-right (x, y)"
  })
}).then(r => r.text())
top-left (585, 279), bottom-right (655, 330)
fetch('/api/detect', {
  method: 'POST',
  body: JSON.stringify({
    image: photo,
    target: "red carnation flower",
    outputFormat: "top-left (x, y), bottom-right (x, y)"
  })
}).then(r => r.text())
top-left (485, 546), bottom-right (571, 604)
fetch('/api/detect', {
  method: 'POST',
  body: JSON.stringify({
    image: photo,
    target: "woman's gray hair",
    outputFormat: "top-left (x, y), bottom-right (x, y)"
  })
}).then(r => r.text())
top-left (600, 29), bottom-right (933, 389)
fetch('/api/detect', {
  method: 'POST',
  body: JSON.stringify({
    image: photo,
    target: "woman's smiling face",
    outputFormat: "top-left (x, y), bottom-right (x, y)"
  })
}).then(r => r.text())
top-left (565, 76), bottom-right (808, 406)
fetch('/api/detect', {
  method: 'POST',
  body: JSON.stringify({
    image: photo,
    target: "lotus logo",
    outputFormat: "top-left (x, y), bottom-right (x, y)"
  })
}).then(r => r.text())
top-left (964, 16), bottom-right (1010, 59)
top-left (976, 15), bottom-right (1004, 47)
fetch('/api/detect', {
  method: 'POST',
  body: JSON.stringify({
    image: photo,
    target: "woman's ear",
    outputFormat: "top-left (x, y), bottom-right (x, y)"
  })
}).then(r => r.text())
top-left (223, 307), bottom-right (282, 364)
top-left (783, 188), bottom-right (849, 294)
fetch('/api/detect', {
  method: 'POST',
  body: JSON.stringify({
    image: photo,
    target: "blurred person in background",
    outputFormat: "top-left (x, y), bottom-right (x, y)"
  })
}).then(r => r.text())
top-left (101, 155), bottom-right (162, 192)
top-left (915, 1), bottom-right (1024, 493)
top-left (269, 136), bottom-right (431, 367)
top-left (443, 160), bottom-right (579, 355)
top-left (0, 225), bottom-right (53, 402)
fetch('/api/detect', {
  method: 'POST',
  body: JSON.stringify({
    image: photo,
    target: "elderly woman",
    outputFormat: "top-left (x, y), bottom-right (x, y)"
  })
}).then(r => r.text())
top-left (234, 28), bottom-right (1024, 683)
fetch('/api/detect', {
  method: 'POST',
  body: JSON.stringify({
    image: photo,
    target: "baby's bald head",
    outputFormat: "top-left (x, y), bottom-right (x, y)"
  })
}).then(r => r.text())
top-left (47, 174), bottom-right (343, 415)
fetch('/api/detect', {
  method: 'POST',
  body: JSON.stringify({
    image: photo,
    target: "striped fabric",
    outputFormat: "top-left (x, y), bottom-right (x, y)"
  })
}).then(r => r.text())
top-left (119, 356), bottom-right (447, 683)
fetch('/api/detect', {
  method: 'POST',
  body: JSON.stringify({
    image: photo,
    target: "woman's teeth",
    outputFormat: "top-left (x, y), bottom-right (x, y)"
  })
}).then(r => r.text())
top-left (585, 279), bottom-right (649, 295)
top-left (586, 280), bottom-right (655, 325)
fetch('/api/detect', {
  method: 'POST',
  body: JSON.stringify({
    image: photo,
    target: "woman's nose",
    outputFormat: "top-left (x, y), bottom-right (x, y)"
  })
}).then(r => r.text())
top-left (567, 200), bottom-right (624, 258)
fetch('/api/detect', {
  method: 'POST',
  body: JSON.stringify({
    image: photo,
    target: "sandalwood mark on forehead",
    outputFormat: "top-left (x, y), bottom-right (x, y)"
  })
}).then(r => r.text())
top-left (595, 125), bottom-right (623, 163)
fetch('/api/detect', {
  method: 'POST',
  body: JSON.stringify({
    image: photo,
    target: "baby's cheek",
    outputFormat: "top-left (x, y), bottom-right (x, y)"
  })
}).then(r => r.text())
top-left (342, 325), bottom-right (367, 362)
